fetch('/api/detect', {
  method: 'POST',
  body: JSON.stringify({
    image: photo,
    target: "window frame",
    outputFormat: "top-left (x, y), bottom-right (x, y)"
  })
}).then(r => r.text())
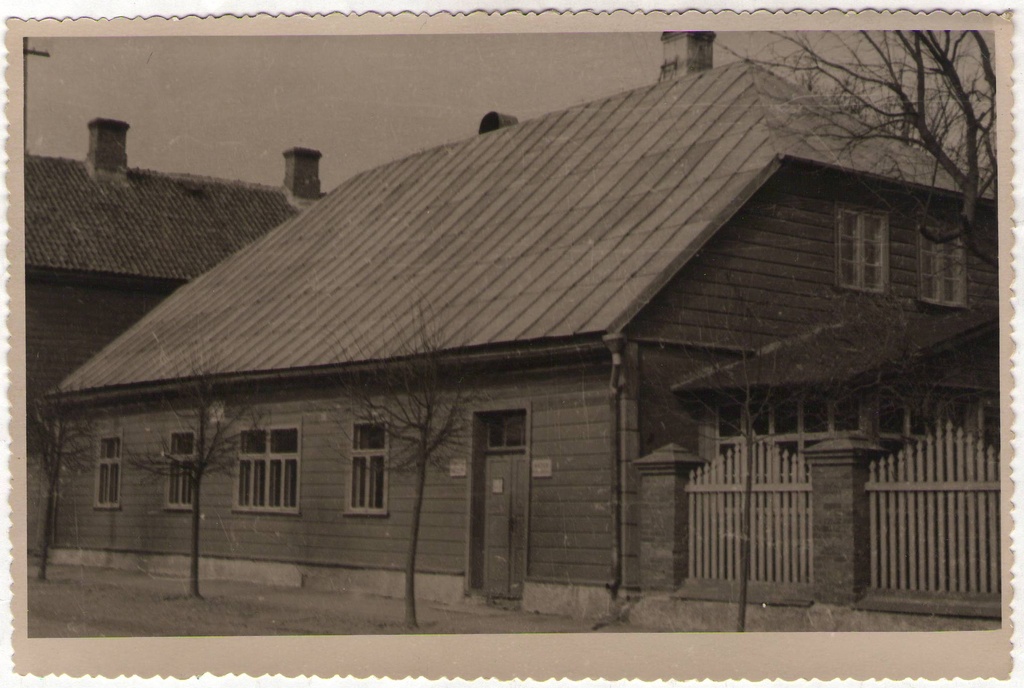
top-left (835, 206), bottom-right (890, 293)
top-left (918, 232), bottom-right (968, 307)
top-left (94, 433), bottom-right (123, 510)
top-left (347, 421), bottom-right (389, 516)
top-left (165, 431), bottom-right (195, 511)
top-left (234, 425), bottom-right (301, 515)
top-left (715, 397), bottom-right (865, 457)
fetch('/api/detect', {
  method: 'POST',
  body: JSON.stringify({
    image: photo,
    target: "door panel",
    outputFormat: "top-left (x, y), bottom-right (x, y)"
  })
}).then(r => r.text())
top-left (485, 455), bottom-right (512, 596)
top-left (484, 453), bottom-right (528, 598)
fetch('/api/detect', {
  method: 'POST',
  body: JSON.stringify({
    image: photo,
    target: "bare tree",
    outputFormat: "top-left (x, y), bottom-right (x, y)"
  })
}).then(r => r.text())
top-left (677, 284), bottom-right (954, 630)
top-left (28, 390), bottom-right (93, 581)
top-left (751, 31), bottom-right (997, 265)
top-left (333, 313), bottom-right (471, 628)
top-left (126, 363), bottom-right (259, 599)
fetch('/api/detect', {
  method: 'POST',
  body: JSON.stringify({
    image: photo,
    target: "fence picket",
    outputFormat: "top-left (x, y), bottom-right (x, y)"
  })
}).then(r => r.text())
top-left (866, 422), bottom-right (998, 599)
top-left (686, 441), bottom-right (812, 587)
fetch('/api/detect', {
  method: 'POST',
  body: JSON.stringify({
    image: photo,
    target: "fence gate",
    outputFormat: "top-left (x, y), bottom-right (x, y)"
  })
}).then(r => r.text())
top-left (686, 442), bottom-right (812, 585)
top-left (867, 423), bottom-right (1000, 597)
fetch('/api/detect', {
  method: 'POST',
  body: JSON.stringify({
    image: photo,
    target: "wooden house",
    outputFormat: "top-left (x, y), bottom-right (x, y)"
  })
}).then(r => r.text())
top-left (51, 35), bottom-right (1000, 618)
top-left (26, 118), bottom-right (320, 549)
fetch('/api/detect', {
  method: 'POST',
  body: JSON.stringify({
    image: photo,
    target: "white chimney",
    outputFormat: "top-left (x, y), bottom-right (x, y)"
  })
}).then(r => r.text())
top-left (659, 32), bottom-right (716, 82)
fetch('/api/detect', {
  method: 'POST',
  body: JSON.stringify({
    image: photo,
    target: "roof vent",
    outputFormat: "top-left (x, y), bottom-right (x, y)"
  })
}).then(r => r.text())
top-left (659, 31), bottom-right (716, 82)
top-left (283, 147), bottom-right (323, 202)
top-left (86, 118), bottom-right (130, 182)
top-left (479, 112), bottom-right (519, 135)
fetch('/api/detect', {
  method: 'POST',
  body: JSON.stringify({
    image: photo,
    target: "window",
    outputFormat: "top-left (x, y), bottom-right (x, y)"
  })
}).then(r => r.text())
top-left (95, 436), bottom-right (121, 508)
top-left (837, 208), bottom-right (889, 291)
top-left (236, 427), bottom-right (300, 512)
top-left (350, 423), bottom-right (387, 514)
top-left (485, 412), bottom-right (526, 450)
top-left (166, 431), bottom-right (194, 509)
top-left (919, 234), bottom-right (967, 306)
top-left (716, 397), bottom-right (864, 455)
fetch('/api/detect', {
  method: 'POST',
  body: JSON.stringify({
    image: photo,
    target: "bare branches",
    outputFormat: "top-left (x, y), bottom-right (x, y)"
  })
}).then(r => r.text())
top-left (752, 31), bottom-right (997, 266)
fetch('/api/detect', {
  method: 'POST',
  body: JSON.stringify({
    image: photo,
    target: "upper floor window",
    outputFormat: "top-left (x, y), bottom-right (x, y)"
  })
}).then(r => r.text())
top-left (95, 436), bottom-right (122, 508)
top-left (350, 423), bottom-right (387, 514)
top-left (836, 208), bottom-right (889, 292)
top-left (236, 427), bottom-right (300, 512)
top-left (919, 234), bottom-right (967, 306)
top-left (167, 431), bottom-right (195, 509)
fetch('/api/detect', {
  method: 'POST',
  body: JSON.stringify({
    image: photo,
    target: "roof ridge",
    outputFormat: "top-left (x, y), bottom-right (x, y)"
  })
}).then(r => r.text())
top-left (26, 153), bottom-right (288, 196)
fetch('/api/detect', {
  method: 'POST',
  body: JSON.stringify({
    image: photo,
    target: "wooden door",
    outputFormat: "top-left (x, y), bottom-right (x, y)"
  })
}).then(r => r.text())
top-left (484, 452), bottom-right (528, 598)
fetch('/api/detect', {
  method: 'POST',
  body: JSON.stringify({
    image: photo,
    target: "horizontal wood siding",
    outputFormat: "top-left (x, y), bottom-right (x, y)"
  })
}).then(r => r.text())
top-left (27, 278), bottom-right (175, 399)
top-left (55, 362), bottom-right (613, 586)
top-left (629, 167), bottom-right (999, 348)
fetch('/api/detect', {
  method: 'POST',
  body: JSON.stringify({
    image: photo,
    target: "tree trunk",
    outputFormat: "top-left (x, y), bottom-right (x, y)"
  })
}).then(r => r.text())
top-left (189, 475), bottom-right (203, 599)
top-left (736, 424), bottom-right (755, 631)
top-left (405, 455), bottom-right (429, 628)
top-left (37, 470), bottom-right (59, 582)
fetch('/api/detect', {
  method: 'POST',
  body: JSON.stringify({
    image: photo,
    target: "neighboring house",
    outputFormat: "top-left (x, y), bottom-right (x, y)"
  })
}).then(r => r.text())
top-left (52, 34), bottom-right (1000, 619)
top-left (26, 117), bottom-right (322, 550)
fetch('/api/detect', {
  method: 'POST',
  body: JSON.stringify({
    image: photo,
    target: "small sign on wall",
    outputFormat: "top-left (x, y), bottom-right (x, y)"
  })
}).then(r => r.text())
top-left (491, 478), bottom-right (504, 494)
top-left (531, 458), bottom-right (553, 478)
top-left (449, 458), bottom-right (467, 478)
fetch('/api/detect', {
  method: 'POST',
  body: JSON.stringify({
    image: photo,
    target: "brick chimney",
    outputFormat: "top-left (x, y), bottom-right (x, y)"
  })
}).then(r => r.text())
top-left (659, 31), bottom-right (716, 82)
top-left (283, 147), bottom-right (322, 201)
top-left (86, 118), bottom-right (130, 181)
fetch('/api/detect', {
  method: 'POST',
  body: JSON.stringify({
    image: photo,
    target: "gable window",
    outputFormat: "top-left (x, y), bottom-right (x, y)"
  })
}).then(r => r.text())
top-left (166, 431), bottom-right (195, 509)
top-left (95, 436), bottom-right (122, 508)
top-left (350, 423), bottom-right (387, 514)
top-left (919, 234), bottom-right (967, 306)
top-left (236, 427), bottom-right (300, 512)
top-left (836, 208), bottom-right (889, 292)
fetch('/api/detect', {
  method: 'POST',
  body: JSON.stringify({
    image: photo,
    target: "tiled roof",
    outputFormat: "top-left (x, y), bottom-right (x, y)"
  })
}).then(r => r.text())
top-left (27, 156), bottom-right (299, 281)
top-left (63, 62), bottom-right (963, 392)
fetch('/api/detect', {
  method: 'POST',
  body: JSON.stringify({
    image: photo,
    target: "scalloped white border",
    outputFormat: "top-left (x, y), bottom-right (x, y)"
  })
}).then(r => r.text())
top-left (1, 6), bottom-right (1020, 687)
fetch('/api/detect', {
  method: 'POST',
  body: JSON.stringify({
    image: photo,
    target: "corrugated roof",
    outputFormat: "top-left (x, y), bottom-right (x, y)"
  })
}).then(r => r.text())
top-left (26, 156), bottom-right (299, 281)
top-left (63, 62), bottom-right (962, 392)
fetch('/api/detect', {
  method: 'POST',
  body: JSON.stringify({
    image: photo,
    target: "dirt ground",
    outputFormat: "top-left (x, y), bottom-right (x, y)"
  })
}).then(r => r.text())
top-left (26, 564), bottom-right (1001, 637)
top-left (27, 564), bottom-right (624, 637)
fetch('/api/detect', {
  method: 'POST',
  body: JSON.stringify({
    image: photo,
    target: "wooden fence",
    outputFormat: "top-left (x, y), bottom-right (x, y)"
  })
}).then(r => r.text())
top-left (867, 423), bottom-right (999, 596)
top-left (686, 442), bottom-right (812, 585)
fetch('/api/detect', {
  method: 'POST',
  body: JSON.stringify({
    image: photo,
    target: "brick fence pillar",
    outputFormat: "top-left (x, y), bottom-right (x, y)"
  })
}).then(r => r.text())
top-left (634, 444), bottom-right (706, 591)
top-left (803, 436), bottom-right (886, 605)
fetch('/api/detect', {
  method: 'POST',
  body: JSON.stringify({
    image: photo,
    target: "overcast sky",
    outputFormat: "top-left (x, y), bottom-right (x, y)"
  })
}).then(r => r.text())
top-left (25, 32), bottom-right (768, 191)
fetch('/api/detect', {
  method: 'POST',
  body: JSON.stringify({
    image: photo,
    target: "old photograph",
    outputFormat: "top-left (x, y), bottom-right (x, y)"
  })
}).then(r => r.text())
top-left (9, 11), bottom-right (1013, 679)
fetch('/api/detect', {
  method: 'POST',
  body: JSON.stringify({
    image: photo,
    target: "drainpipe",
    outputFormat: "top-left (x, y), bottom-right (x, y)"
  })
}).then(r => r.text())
top-left (603, 333), bottom-right (626, 600)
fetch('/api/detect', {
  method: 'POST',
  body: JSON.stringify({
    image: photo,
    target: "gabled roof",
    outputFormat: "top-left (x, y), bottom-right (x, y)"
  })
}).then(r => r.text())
top-left (63, 61), bottom-right (961, 393)
top-left (26, 156), bottom-right (299, 281)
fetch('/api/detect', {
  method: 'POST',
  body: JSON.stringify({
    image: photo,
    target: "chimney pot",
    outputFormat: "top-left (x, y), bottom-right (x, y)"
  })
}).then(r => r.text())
top-left (659, 31), bottom-right (716, 81)
top-left (283, 147), bottom-right (322, 201)
top-left (86, 118), bottom-right (130, 181)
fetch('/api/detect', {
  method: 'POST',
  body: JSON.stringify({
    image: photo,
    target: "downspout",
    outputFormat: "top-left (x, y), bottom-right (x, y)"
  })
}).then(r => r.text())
top-left (603, 333), bottom-right (626, 600)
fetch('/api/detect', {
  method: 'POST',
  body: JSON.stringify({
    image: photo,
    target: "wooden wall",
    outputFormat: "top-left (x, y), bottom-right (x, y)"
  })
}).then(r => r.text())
top-left (629, 165), bottom-right (1000, 349)
top-left (53, 360), bottom-right (614, 587)
top-left (26, 274), bottom-right (179, 399)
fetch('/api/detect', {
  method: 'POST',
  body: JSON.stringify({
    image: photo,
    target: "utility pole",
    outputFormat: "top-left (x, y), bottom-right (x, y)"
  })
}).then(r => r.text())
top-left (24, 39), bottom-right (50, 152)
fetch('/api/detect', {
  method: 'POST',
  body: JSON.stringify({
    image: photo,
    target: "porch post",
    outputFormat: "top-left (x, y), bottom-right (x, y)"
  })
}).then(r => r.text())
top-left (634, 444), bottom-right (706, 591)
top-left (803, 436), bottom-right (885, 605)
